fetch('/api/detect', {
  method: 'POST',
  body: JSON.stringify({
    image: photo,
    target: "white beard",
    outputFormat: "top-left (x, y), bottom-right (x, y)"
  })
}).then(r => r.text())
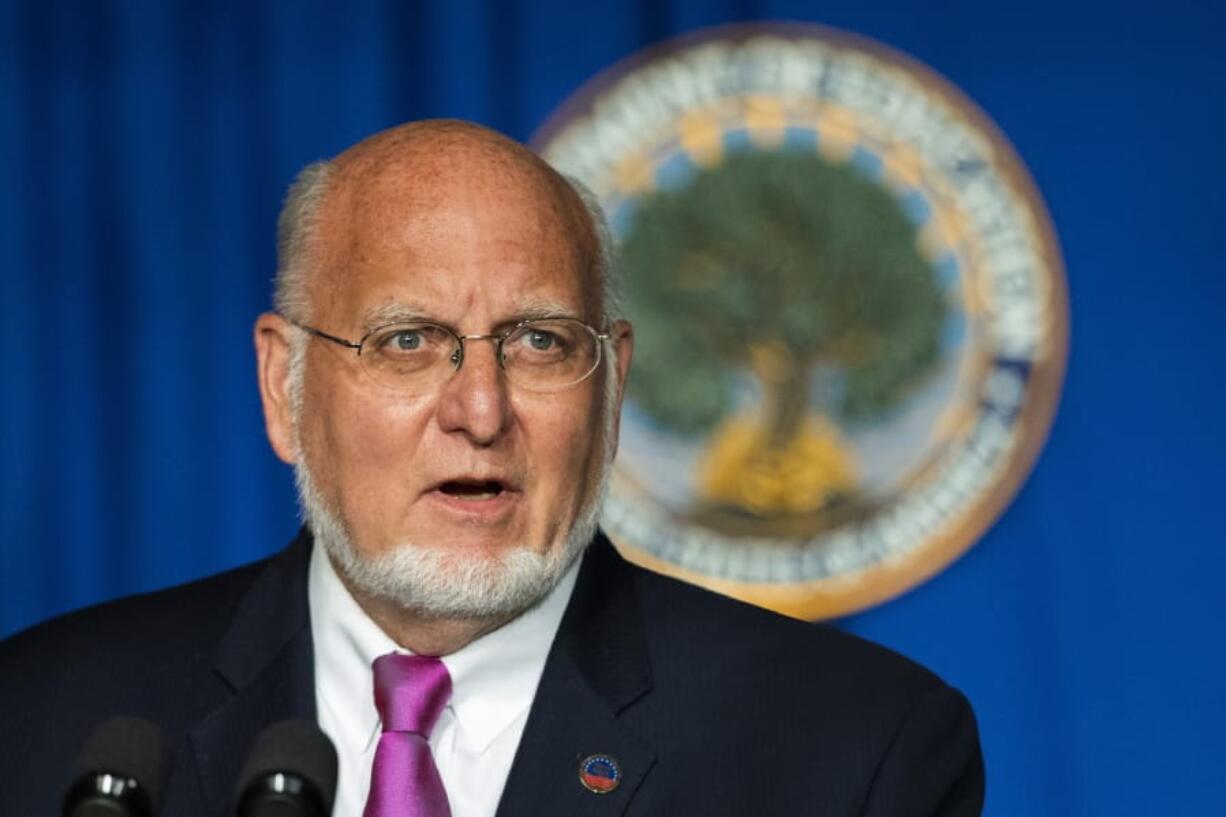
top-left (294, 457), bottom-right (607, 620)
top-left (289, 334), bottom-right (619, 621)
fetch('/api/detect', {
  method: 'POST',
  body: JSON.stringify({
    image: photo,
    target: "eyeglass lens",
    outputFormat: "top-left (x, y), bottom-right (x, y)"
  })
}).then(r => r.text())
top-left (359, 319), bottom-right (601, 392)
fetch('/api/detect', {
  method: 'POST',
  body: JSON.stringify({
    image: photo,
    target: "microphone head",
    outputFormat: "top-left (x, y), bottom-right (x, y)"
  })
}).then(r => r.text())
top-left (64, 716), bottom-right (172, 817)
top-left (236, 720), bottom-right (338, 817)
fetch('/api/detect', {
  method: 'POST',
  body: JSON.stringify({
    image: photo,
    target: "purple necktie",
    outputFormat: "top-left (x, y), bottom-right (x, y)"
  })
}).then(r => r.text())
top-left (364, 654), bottom-right (453, 817)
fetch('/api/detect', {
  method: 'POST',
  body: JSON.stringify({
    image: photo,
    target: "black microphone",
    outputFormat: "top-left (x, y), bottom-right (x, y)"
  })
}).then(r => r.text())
top-left (235, 720), bottom-right (338, 817)
top-left (62, 716), bottom-right (172, 817)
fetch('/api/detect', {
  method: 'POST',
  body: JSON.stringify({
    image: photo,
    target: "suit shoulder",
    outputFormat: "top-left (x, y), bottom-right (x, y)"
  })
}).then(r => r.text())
top-left (0, 555), bottom-right (269, 675)
top-left (628, 561), bottom-right (947, 699)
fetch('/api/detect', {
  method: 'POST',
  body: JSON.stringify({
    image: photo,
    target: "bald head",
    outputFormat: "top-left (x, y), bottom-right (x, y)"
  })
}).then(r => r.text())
top-left (274, 120), bottom-right (614, 327)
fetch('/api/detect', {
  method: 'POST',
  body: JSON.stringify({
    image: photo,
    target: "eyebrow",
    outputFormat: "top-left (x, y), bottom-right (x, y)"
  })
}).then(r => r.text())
top-left (361, 302), bottom-right (433, 331)
top-left (506, 295), bottom-right (581, 323)
top-left (359, 296), bottom-right (583, 334)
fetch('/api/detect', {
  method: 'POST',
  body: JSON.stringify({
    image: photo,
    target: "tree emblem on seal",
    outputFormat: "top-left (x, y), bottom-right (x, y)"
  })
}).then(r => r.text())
top-left (623, 149), bottom-right (947, 536)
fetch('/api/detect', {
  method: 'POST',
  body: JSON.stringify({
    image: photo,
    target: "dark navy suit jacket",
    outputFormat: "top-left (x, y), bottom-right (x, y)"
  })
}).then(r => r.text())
top-left (0, 531), bottom-right (984, 815)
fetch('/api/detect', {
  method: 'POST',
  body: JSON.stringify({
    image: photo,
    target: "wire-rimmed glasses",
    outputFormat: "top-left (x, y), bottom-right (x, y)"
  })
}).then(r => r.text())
top-left (293, 316), bottom-right (610, 393)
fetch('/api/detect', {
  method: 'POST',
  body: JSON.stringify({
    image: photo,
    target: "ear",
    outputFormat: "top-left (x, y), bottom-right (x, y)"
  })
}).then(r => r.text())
top-left (606, 319), bottom-right (635, 455)
top-left (254, 312), bottom-right (299, 464)
top-left (610, 319), bottom-right (634, 398)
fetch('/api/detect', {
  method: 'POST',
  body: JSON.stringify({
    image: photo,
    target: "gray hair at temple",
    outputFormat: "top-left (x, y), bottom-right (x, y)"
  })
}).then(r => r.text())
top-left (271, 158), bottom-right (620, 327)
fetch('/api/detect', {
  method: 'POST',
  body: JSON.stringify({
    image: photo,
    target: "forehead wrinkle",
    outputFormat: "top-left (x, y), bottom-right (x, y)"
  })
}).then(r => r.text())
top-left (344, 162), bottom-right (565, 267)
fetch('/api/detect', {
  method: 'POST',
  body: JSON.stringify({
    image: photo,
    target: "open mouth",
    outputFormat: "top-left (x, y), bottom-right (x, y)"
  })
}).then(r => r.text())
top-left (437, 479), bottom-right (507, 501)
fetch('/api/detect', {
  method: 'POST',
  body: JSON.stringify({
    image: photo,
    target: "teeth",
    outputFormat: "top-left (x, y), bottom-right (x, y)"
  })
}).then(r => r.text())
top-left (457, 491), bottom-right (498, 501)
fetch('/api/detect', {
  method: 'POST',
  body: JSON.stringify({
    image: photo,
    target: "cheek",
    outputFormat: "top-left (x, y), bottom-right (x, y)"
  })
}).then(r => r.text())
top-left (304, 382), bottom-right (430, 504)
top-left (519, 393), bottom-right (604, 501)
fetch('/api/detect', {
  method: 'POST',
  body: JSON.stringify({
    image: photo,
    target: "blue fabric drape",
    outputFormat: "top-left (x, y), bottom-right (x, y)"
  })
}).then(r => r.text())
top-left (3, 2), bottom-right (1224, 815)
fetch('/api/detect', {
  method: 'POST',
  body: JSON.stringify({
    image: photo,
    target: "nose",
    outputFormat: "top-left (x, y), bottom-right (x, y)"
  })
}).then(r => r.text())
top-left (434, 336), bottom-right (512, 445)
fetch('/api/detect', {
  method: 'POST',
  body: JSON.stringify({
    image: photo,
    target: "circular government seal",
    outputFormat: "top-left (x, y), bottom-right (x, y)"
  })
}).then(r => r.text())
top-left (534, 23), bottom-right (1067, 619)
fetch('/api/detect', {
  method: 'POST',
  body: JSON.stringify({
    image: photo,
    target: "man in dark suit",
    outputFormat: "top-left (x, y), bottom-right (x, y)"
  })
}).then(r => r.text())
top-left (0, 120), bottom-right (983, 816)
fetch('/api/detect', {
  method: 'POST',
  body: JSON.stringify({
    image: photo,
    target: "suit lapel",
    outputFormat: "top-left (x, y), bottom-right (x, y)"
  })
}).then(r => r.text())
top-left (173, 531), bottom-right (656, 815)
top-left (183, 532), bottom-right (317, 816)
top-left (495, 536), bottom-right (657, 817)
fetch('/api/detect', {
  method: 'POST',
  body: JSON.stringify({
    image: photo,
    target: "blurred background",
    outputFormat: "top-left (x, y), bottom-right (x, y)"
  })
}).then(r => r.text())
top-left (1, 1), bottom-right (1223, 814)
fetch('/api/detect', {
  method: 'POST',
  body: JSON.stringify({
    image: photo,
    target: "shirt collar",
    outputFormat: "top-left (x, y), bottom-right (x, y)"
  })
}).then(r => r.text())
top-left (309, 541), bottom-right (581, 753)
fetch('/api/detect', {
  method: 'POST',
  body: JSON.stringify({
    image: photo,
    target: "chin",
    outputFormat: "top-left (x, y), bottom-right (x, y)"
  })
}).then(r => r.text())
top-left (295, 460), bottom-right (608, 621)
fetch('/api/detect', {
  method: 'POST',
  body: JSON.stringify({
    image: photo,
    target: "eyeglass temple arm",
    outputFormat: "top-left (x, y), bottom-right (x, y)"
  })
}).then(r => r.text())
top-left (292, 322), bottom-right (362, 351)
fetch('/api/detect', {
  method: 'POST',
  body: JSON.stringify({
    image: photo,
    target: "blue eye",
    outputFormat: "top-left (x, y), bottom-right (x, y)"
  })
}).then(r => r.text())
top-left (369, 324), bottom-right (452, 358)
top-left (393, 331), bottom-right (422, 350)
top-left (527, 330), bottom-right (555, 351)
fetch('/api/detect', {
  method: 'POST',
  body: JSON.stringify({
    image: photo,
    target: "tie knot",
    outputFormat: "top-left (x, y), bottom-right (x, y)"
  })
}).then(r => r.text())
top-left (372, 653), bottom-right (452, 736)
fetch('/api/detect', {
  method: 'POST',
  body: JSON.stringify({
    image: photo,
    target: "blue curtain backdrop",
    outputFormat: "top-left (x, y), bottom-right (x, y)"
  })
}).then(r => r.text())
top-left (2, 2), bottom-right (1223, 814)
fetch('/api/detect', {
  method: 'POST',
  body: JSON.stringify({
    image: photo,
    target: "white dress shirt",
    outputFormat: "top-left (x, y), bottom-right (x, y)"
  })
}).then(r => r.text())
top-left (308, 544), bottom-right (581, 817)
